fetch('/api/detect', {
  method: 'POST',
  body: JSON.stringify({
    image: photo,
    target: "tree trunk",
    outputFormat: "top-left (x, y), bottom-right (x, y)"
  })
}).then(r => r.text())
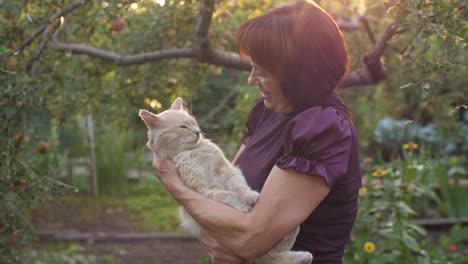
top-left (86, 114), bottom-right (98, 196)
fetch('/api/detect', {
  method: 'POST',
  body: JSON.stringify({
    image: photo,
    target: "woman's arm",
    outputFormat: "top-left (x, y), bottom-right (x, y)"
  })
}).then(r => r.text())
top-left (232, 144), bottom-right (246, 163)
top-left (154, 158), bottom-right (330, 260)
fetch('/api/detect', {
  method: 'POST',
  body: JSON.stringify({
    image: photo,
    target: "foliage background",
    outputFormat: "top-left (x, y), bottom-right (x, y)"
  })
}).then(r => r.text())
top-left (0, 0), bottom-right (466, 262)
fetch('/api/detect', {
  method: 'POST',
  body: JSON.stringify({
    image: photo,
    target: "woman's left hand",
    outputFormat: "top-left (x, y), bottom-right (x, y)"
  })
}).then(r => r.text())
top-left (152, 156), bottom-right (179, 183)
top-left (200, 231), bottom-right (244, 264)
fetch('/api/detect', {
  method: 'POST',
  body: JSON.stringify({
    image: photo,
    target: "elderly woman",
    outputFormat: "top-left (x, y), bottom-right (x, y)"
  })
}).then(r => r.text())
top-left (154, 0), bottom-right (362, 263)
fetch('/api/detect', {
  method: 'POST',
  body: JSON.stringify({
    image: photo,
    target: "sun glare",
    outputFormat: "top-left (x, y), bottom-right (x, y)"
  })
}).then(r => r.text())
top-left (155, 0), bottom-right (166, 6)
top-left (130, 3), bottom-right (138, 9)
top-left (145, 98), bottom-right (162, 109)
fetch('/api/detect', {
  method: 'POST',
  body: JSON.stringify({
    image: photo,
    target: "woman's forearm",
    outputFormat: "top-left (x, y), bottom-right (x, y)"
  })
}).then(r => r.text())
top-left (160, 176), bottom-right (263, 257)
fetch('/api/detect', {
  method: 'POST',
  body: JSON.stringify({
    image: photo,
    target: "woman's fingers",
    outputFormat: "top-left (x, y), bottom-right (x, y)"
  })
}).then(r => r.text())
top-left (200, 232), bottom-right (243, 264)
top-left (151, 157), bottom-right (177, 181)
top-left (152, 159), bottom-right (167, 174)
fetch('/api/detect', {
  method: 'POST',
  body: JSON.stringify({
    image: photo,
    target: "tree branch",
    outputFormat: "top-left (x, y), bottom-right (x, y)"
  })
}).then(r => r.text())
top-left (51, 41), bottom-right (250, 69)
top-left (16, 25), bottom-right (48, 54)
top-left (29, 25), bottom-right (56, 76)
top-left (340, 22), bottom-right (398, 88)
top-left (194, 0), bottom-right (215, 55)
top-left (359, 16), bottom-right (376, 44)
top-left (15, 0), bottom-right (90, 55)
top-left (51, 42), bottom-right (199, 65)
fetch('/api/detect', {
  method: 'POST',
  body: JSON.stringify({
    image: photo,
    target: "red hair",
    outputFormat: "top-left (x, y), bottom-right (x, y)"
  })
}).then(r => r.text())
top-left (236, 0), bottom-right (348, 110)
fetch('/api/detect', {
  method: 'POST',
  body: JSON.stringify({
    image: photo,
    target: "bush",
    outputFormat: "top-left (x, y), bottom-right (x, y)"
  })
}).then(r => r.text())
top-left (0, 48), bottom-right (69, 263)
top-left (346, 145), bottom-right (467, 263)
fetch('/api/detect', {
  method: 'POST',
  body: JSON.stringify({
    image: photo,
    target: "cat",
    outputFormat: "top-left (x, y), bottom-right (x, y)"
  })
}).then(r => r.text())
top-left (139, 97), bottom-right (312, 264)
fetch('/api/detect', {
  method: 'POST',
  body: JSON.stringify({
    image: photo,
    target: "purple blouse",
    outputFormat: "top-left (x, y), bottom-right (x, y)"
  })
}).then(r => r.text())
top-left (234, 97), bottom-right (362, 263)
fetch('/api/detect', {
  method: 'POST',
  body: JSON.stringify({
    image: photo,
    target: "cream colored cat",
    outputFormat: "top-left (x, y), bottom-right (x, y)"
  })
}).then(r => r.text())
top-left (139, 97), bottom-right (312, 264)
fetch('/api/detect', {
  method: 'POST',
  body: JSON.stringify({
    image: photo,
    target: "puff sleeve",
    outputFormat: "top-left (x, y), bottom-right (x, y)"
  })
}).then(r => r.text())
top-left (276, 107), bottom-right (352, 188)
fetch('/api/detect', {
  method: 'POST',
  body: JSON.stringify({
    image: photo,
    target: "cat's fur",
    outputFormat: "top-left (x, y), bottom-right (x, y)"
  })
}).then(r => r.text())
top-left (139, 97), bottom-right (312, 264)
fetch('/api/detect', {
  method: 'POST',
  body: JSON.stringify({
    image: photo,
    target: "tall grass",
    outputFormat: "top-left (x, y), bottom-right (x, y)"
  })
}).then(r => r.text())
top-left (432, 158), bottom-right (468, 217)
top-left (95, 127), bottom-right (129, 195)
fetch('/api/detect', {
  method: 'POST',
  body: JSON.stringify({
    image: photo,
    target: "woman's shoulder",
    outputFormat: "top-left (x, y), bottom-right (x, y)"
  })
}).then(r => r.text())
top-left (278, 106), bottom-right (354, 188)
top-left (287, 106), bottom-right (351, 139)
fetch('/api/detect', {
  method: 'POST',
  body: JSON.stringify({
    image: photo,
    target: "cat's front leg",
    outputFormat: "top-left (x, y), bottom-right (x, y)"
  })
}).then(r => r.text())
top-left (220, 167), bottom-right (259, 206)
top-left (201, 189), bottom-right (253, 213)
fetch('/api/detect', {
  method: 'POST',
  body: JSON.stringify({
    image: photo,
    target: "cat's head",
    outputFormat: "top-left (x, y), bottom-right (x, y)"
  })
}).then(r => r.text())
top-left (139, 97), bottom-right (202, 157)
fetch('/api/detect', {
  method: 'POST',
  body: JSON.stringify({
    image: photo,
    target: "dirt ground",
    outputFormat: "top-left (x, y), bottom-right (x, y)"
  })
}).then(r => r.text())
top-left (32, 201), bottom-right (208, 264)
top-left (37, 237), bottom-right (208, 264)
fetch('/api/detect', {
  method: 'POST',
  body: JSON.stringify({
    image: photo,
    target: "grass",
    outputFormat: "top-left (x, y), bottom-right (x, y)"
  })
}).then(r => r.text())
top-left (121, 181), bottom-right (181, 232)
top-left (33, 173), bottom-right (181, 233)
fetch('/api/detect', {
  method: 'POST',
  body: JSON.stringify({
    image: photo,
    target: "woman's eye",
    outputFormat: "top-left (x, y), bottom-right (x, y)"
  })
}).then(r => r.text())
top-left (255, 69), bottom-right (265, 77)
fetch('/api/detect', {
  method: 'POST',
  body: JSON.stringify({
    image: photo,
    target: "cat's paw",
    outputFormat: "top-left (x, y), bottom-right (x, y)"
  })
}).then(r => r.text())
top-left (299, 252), bottom-right (313, 264)
top-left (244, 191), bottom-right (260, 206)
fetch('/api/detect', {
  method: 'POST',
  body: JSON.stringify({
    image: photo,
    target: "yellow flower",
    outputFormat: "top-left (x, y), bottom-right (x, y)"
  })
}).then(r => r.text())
top-left (372, 169), bottom-right (387, 178)
top-left (364, 241), bottom-right (376, 253)
top-left (359, 187), bottom-right (367, 196)
top-left (403, 141), bottom-right (419, 151)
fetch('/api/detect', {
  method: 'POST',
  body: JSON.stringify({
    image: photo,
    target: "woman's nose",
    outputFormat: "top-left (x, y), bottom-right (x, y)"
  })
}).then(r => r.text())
top-left (247, 69), bottom-right (257, 86)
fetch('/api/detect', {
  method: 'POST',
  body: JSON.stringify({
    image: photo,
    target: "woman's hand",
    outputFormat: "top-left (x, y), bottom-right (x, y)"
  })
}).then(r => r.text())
top-left (152, 156), bottom-right (180, 183)
top-left (200, 231), bottom-right (244, 264)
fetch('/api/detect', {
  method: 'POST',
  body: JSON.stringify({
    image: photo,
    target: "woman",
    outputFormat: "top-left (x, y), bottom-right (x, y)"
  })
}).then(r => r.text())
top-left (154, 0), bottom-right (362, 263)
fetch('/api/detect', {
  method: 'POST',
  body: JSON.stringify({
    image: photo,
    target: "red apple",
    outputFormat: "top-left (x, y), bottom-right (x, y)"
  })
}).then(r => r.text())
top-left (5, 57), bottom-right (17, 70)
top-left (20, 180), bottom-right (27, 191)
top-left (109, 17), bottom-right (126, 31)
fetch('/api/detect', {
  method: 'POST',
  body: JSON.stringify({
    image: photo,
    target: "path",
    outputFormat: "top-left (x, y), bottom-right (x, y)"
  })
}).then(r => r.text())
top-left (36, 230), bottom-right (208, 264)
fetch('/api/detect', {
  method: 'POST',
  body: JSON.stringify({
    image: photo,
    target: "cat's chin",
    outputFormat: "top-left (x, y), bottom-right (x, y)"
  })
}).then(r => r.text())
top-left (192, 134), bottom-right (201, 145)
top-left (192, 137), bottom-right (201, 146)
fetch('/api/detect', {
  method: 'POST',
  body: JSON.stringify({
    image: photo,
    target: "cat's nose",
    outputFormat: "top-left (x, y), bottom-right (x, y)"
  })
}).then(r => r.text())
top-left (194, 131), bottom-right (200, 137)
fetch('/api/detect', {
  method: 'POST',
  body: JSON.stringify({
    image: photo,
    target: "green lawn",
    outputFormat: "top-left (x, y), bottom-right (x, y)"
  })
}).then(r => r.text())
top-left (33, 173), bottom-right (181, 233)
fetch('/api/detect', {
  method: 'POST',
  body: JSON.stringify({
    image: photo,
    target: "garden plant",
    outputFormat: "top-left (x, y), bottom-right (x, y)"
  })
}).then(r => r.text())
top-left (1, 0), bottom-right (466, 263)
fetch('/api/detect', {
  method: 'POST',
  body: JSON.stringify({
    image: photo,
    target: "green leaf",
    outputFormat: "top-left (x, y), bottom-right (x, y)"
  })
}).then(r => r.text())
top-left (407, 223), bottom-right (427, 236)
top-left (396, 201), bottom-right (416, 215)
top-left (402, 232), bottom-right (420, 252)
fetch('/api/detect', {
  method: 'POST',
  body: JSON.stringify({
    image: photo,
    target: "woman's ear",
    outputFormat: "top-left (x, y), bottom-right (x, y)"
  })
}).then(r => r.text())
top-left (139, 109), bottom-right (159, 129)
top-left (170, 97), bottom-right (184, 111)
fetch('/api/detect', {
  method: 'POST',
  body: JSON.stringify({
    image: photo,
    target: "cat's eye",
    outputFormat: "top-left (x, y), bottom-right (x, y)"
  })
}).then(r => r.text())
top-left (178, 125), bottom-right (188, 129)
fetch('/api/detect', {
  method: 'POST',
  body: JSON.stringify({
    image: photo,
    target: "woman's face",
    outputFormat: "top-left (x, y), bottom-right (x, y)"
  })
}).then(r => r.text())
top-left (247, 59), bottom-right (292, 114)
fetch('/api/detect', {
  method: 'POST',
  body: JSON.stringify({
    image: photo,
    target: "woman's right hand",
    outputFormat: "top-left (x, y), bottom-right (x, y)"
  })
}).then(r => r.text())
top-left (200, 231), bottom-right (244, 264)
top-left (152, 155), bottom-right (181, 183)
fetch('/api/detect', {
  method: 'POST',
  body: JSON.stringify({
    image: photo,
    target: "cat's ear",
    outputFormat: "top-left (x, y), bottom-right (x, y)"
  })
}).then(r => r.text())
top-left (139, 109), bottom-right (159, 129)
top-left (170, 97), bottom-right (184, 111)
